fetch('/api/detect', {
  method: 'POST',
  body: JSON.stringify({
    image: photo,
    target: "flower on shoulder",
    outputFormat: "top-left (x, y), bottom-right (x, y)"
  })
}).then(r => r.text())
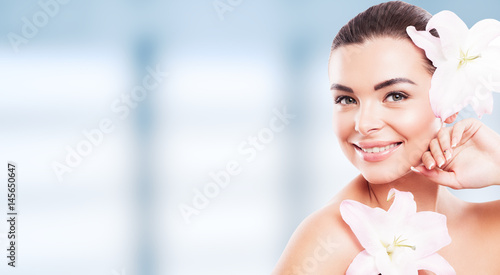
top-left (406, 10), bottom-right (500, 121)
top-left (339, 189), bottom-right (455, 275)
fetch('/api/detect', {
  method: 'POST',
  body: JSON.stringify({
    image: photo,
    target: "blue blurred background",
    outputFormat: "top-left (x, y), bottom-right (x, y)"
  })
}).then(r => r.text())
top-left (0, 0), bottom-right (499, 274)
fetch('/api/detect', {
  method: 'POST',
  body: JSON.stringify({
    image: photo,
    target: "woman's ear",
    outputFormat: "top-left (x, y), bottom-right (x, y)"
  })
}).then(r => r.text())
top-left (444, 112), bottom-right (459, 124)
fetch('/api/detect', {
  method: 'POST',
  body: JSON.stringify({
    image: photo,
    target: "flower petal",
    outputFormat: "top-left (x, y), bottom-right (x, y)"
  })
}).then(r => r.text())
top-left (405, 211), bottom-right (451, 258)
top-left (340, 200), bottom-right (387, 255)
top-left (416, 253), bottom-right (456, 275)
top-left (345, 250), bottom-right (379, 275)
top-left (429, 64), bottom-right (476, 120)
top-left (387, 189), bottom-right (417, 223)
top-left (471, 87), bottom-right (493, 118)
top-left (466, 18), bottom-right (500, 53)
top-left (426, 11), bottom-right (468, 59)
top-left (375, 250), bottom-right (416, 275)
top-left (476, 46), bottom-right (500, 92)
top-left (406, 26), bottom-right (446, 66)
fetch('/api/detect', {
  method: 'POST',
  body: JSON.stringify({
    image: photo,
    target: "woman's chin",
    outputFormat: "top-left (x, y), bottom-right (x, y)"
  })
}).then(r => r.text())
top-left (361, 167), bottom-right (411, 184)
top-left (362, 176), bottom-right (394, 185)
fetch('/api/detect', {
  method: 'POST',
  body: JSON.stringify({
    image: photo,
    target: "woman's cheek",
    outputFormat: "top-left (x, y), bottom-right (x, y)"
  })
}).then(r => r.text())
top-left (333, 112), bottom-right (355, 155)
top-left (332, 111), bottom-right (349, 137)
top-left (394, 106), bottom-right (438, 162)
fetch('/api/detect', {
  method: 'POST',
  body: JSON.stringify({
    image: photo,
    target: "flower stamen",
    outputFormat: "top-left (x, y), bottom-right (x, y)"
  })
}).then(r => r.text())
top-left (458, 48), bottom-right (481, 69)
top-left (384, 235), bottom-right (416, 260)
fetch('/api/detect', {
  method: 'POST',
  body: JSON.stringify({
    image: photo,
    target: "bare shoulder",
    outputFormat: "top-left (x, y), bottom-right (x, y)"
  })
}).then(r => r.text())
top-left (444, 198), bottom-right (500, 273)
top-left (271, 201), bottom-right (359, 275)
top-left (272, 177), bottom-right (366, 275)
top-left (445, 195), bottom-right (500, 238)
top-left (466, 199), bottom-right (500, 228)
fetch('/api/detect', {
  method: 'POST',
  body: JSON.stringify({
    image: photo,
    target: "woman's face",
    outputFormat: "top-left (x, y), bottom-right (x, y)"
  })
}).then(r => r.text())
top-left (328, 37), bottom-right (442, 184)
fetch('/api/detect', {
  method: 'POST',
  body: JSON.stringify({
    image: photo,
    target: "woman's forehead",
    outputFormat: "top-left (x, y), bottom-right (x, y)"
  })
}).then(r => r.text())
top-left (328, 37), bottom-right (429, 88)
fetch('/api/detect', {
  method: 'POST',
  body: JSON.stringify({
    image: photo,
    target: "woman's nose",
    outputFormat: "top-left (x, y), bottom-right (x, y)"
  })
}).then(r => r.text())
top-left (354, 103), bottom-right (383, 136)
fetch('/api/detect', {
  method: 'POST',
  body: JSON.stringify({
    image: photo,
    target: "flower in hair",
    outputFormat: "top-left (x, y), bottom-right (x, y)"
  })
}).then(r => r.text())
top-left (340, 189), bottom-right (455, 275)
top-left (406, 10), bottom-right (500, 121)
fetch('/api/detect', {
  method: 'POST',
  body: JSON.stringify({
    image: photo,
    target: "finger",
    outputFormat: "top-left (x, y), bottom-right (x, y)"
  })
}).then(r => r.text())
top-left (410, 165), bottom-right (426, 174)
top-left (451, 120), bottom-right (467, 148)
top-left (412, 167), bottom-right (462, 189)
top-left (437, 127), bottom-right (453, 161)
top-left (429, 138), bottom-right (446, 168)
top-left (421, 151), bottom-right (436, 170)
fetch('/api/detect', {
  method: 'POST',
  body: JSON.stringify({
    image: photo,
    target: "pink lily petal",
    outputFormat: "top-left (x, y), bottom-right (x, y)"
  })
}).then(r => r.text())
top-left (406, 26), bottom-right (446, 66)
top-left (405, 211), bottom-right (451, 258)
top-left (429, 63), bottom-right (475, 120)
top-left (426, 11), bottom-right (468, 58)
top-left (416, 253), bottom-right (456, 275)
top-left (466, 19), bottom-right (500, 53)
top-left (387, 189), bottom-right (417, 223)
top-left (471, 88), bottom-right (493, 118)
top-left (345, 250), bottom-right (378, 275)
top-left (476, 46), bottom-right (500, 92)
top-left (376, 252), bottom-right (418, 275)
top-left (340, 200), bottom-right (387, 255)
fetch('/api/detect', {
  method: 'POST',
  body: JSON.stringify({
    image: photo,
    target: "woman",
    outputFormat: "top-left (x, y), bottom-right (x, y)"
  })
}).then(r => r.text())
top-left (272, 1), bottom-right (500, 274)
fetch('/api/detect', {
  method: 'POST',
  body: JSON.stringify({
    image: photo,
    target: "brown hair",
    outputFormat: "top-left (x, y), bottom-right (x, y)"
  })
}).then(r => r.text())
top-left (331, 1), bottom-right (437, 74)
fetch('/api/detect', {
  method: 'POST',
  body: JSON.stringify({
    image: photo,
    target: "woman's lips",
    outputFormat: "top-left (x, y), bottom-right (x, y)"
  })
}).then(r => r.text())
top-left (353, 142), bottom-right (402, 162)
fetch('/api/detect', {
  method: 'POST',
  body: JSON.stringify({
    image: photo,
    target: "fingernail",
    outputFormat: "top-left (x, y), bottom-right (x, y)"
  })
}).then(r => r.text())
top-left (443, 149), bottom-right (452, 161)
top-left (410, 166), bottom-right (420, 173)
top-left (428, 163), bottom-right (435, 170)
top-left (438, 158), bottom-right (445, 168)
top-left (451, 138), bottom-right (458, 148)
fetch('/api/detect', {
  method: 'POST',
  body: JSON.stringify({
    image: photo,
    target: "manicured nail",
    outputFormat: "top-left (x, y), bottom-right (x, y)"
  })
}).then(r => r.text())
top-left (437, 158), bottom-right (445, 168)
top-left (428, 163), bottom-right (435, 170)
top-left (451, 138), bottom-right (458, 148)
top-left (410, 166), bottom-right (420, 173)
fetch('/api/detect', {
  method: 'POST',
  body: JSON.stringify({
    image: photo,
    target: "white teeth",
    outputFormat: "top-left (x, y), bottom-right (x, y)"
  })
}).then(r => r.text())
top-left (361, 143), bottom-right (398, 153)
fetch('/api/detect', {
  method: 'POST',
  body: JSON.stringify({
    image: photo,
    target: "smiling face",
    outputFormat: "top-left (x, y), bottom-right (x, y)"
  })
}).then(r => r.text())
top-left (329, 37), bottom-right (442, 184)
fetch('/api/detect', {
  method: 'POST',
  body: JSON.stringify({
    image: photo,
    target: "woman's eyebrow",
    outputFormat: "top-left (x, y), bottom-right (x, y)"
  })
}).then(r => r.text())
top-left (331, 78), bottom-right (415, 93)
top-left (374, 77), bottom-right (416, 90)
top-left (330, 83), bottom-right (353, 93)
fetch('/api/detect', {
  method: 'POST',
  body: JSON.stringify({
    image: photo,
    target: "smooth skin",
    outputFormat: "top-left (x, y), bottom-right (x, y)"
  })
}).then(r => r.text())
top-left (272, 37), bottom-right (500, 274)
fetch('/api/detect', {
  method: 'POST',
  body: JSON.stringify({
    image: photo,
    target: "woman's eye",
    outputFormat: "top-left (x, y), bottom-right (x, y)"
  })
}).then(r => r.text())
top-left (385, 92), bottom-right (408, 102)
top-left (335, 96), bottom-right (357, 105)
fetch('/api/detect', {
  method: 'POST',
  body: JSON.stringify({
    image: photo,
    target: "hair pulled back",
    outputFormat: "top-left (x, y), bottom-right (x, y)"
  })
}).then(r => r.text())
top-left (331, 1), bottom-right (437, 73)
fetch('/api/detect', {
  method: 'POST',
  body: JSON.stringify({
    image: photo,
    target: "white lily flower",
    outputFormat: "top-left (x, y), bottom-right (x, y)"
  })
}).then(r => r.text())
top-left (340, 189), bottom-right (455, 275)
top-left (407, 10), bottom-right (500, 121)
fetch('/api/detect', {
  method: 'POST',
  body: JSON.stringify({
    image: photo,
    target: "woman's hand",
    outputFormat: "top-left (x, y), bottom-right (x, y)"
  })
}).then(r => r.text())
top-left (412, 118), bottom-right (500, 189)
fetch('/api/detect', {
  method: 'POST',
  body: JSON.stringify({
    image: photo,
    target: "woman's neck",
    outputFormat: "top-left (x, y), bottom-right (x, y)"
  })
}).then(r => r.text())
top-left (365, 172), bottom-right (445, 212)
